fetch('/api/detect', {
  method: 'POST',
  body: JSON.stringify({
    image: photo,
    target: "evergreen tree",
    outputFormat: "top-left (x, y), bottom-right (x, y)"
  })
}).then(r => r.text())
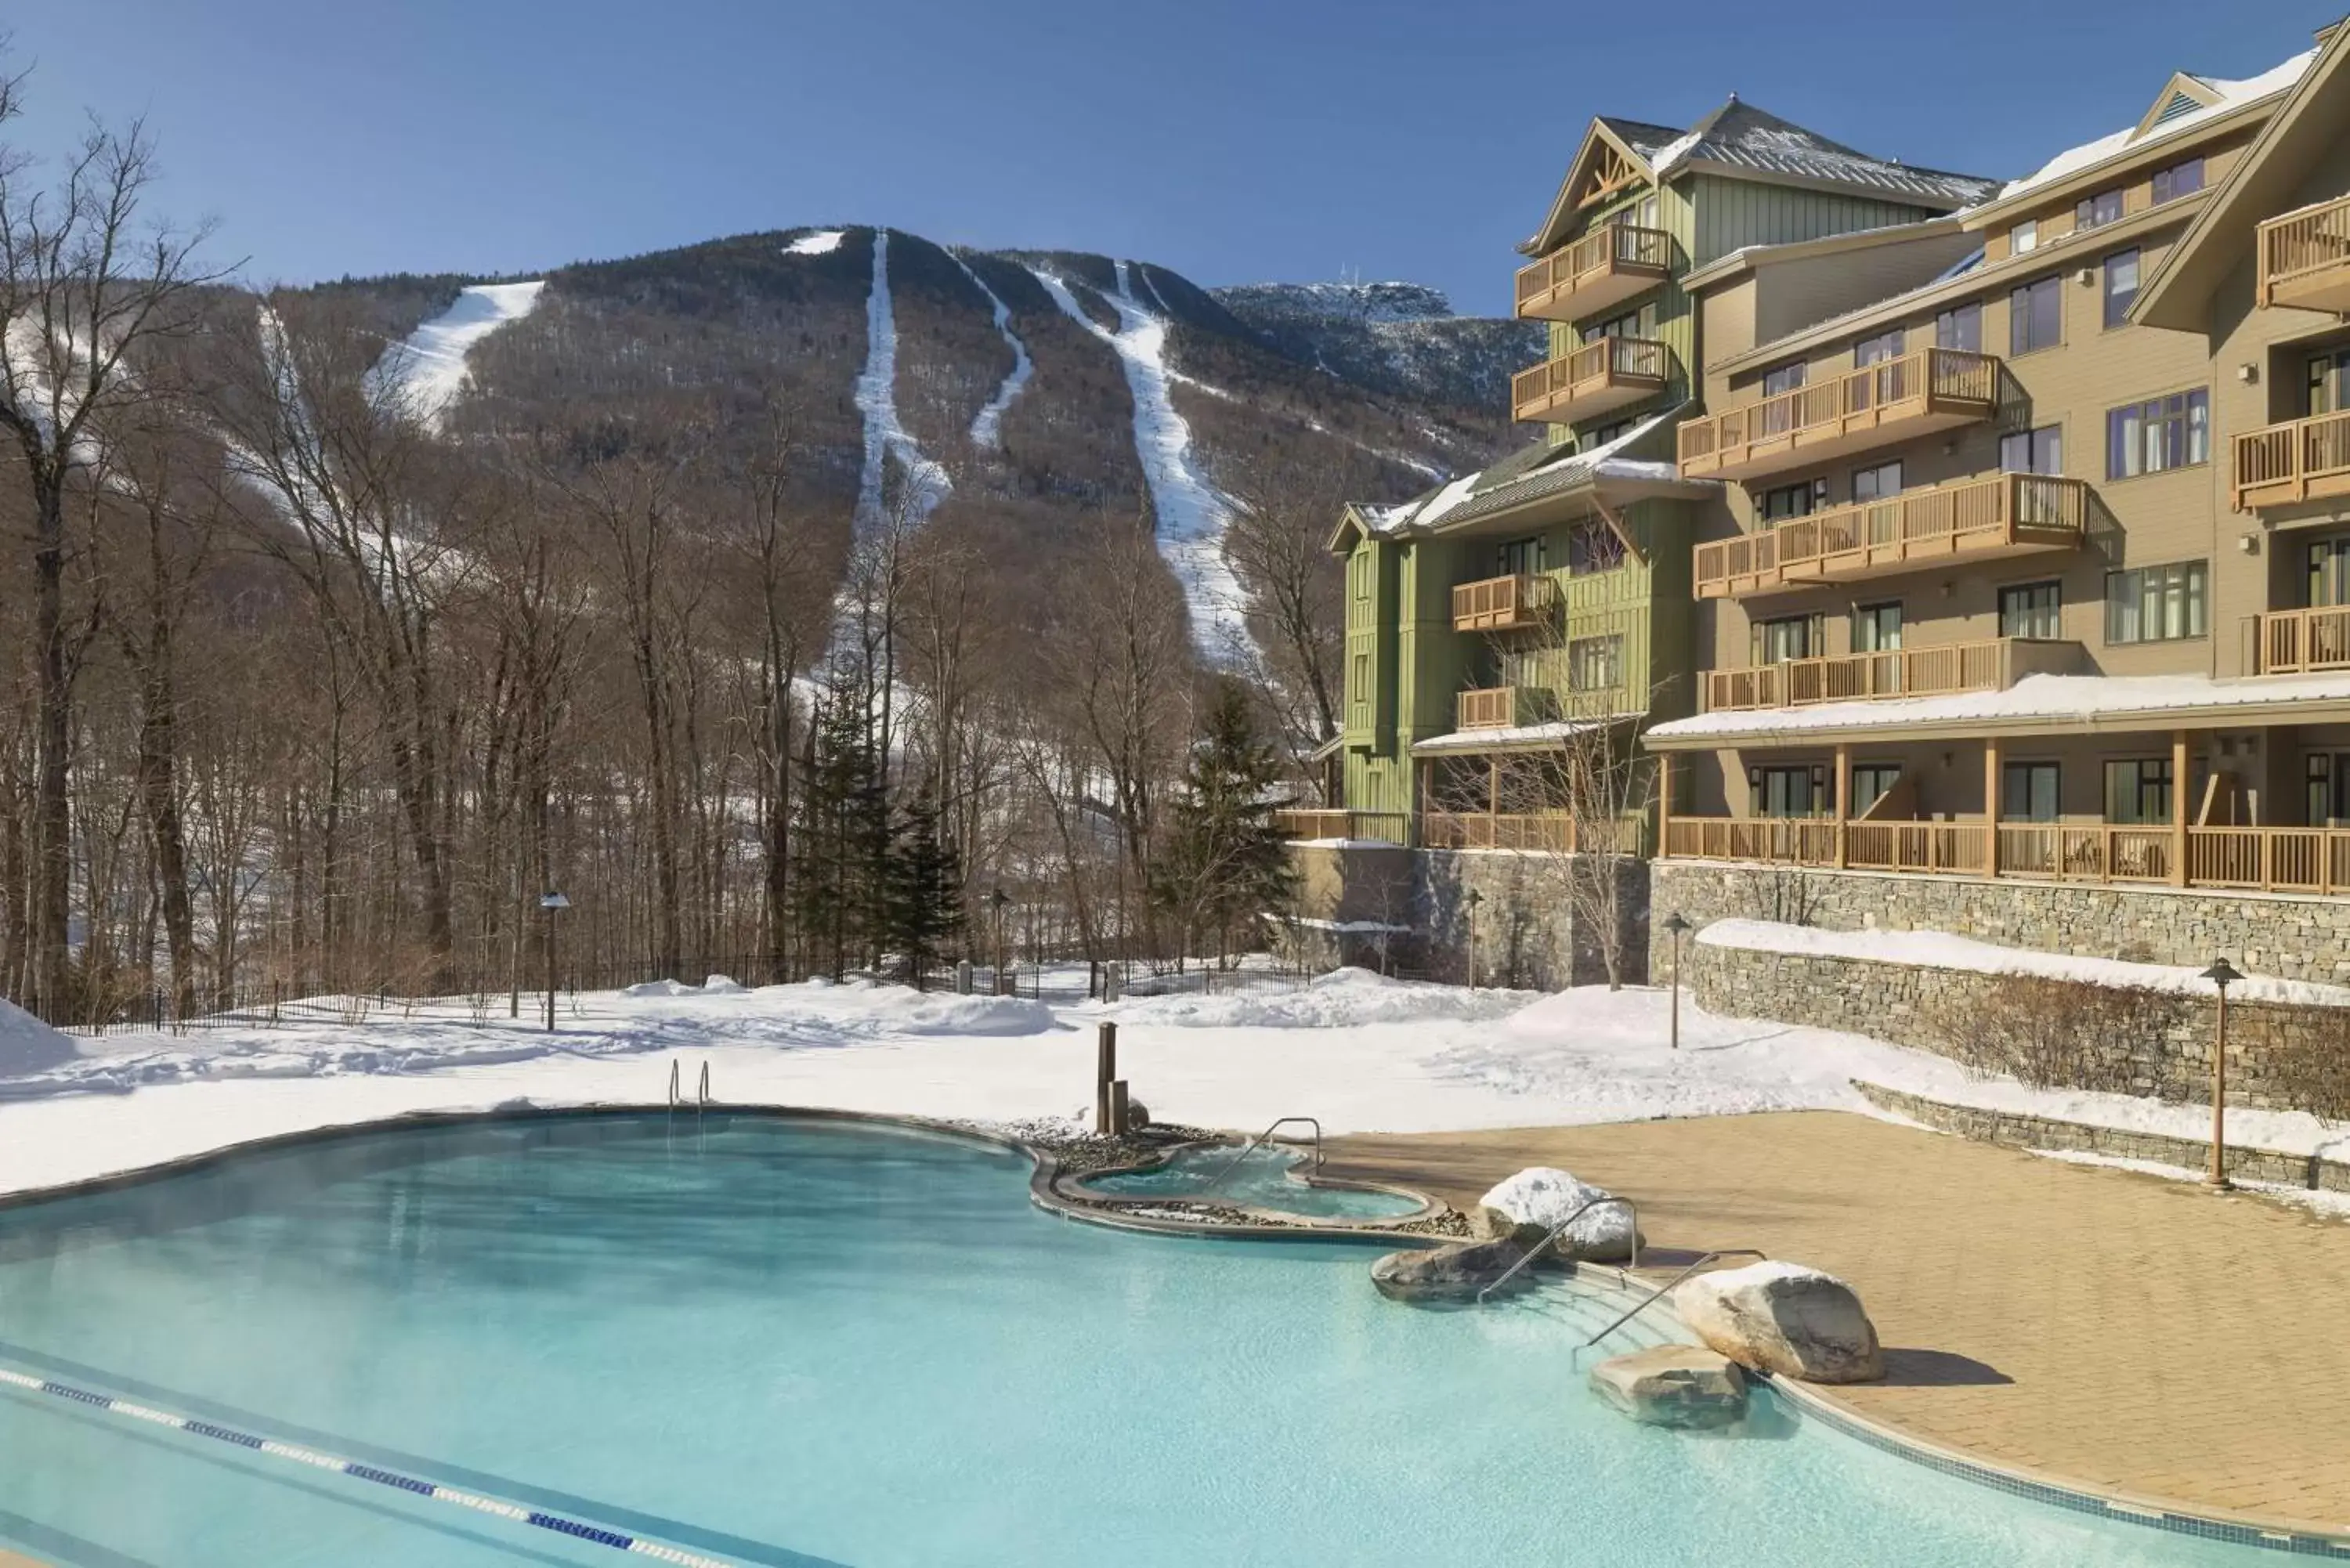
top-left (790, 669), bottom-right (892, 978)
top-left (1154, 680), bottom-right (1296, 965)
top-left (884, 780), bottom-right (965, 990)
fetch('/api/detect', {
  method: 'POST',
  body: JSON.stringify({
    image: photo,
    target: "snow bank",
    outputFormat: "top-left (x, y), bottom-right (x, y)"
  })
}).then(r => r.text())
top-left (1697, 919), bottom-right (2350, 1008)
top-left (1478, 1166), bottom-right (1633, 1252)
top-left (703, 974), bottom-right (747, 995)
top-left (1108, 967), bottom-right (1530, 1030)
top-left (370, 281), bottom-right (546, 430)
top-left (785, 229), bottom-right (846, 256)
top-left (0, 995), bottom-right (74, 1077)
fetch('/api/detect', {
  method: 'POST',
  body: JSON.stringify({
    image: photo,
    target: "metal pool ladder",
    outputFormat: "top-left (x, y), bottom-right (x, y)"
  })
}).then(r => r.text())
top-left (1571, 1248), bottom-right (1770, 1365)
top-left (665, 1060), bottom-right (713, 1107)
top-left (1473, 1196), bottom-right (1641, 1306)
top-left (1197, 1115), bottom-right (1324, 1198)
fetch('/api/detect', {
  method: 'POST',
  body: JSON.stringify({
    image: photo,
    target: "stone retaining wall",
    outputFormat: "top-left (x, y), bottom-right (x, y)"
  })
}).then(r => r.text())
top-left (1647, 861), bottom-right (2350, 984)
top-left (1690, 934), bottom-right (2348, 1114)
top-left (1854, 1082), bottom-right (2348, 1192)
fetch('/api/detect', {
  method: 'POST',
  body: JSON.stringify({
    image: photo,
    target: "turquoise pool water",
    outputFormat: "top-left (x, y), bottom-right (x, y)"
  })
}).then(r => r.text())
top-left (1076, 1142), bottom-right (1423, 1218)
top-left (0, 1114), bottom-right (2277, 1566)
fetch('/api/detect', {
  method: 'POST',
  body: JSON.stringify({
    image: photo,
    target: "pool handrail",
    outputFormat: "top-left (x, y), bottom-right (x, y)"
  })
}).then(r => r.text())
top-left (698, 1060), bottom-right (711, 1105)
top-left (1473, 1196), bottom-right (1640, 1306)
top-left (1197, 1116), bottom-right (1325, 1198)
top-left (1572, 1248), bottom-right (1770, 1363)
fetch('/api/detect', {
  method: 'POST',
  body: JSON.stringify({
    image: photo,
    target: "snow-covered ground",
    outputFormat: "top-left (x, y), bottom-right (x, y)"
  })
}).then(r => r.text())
top-left (948, 251), bottom-right (1032, 450)
top-left (367, 281), bottom-right (546, 429)
top-left (854, 229), bottom-right (953, 533)
top-left (1029, 262), bottom-right (1250, 665)
top-left (9, 966), bottom-right (2349, 1201)
top-left (784, 229), bottom-right (846, 256)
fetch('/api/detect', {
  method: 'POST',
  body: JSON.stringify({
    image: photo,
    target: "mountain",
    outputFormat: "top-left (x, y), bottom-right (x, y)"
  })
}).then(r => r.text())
top-left (331, 226), bottom-right (1535, 662)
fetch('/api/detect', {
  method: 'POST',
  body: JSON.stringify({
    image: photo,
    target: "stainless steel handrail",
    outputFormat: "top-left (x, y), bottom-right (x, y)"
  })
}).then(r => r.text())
top-left (1574, 1248), bottom-right (1770, 1360)
top-left (1197, 1116), bottom-right (1325, 1198)
top-left (666, 1060), bottom-right (681, 1106)
top-left (1474, 1196), bottom-right (1640, 1305)
top-left (697, 1061), bottom-right (710, 1105)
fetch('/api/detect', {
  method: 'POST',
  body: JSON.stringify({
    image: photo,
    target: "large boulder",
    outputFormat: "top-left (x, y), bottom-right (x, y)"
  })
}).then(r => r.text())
top-left (1588, 1346), bottom-right (1748, 1429)
top-left (1370, 1238), bottom-right (1531, 1304)
top-left (1477, 1167), bottom-right (1639, 1263)
top-left (1671, 1260), bottom-right (1884, 1384)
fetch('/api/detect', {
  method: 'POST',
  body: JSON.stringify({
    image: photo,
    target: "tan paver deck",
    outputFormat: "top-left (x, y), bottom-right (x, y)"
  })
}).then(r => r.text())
top-left (1321, 1111), bottom-right (2350, 1536)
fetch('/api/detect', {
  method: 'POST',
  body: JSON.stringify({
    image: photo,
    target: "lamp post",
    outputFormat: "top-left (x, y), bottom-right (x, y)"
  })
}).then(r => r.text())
top-left (1662, 911), bottom-right (1691, 1050)
top-left (2200, 956), bottom-right (2243, 1189)
top-left (1463, 888), bottom-right (1483, 990)
top-left (991, 886), bottom-right (1010, 996)
top-left (540, 892), bottom-right (570, 1032)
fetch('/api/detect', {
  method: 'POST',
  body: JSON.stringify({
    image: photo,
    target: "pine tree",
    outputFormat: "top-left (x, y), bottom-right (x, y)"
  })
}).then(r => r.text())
top-left (884, 780), bottom-right (964, 990)
top-left (1154, 680), bottom-right (1296, 966)
top-left (791, 669), bottom-right (892, 979)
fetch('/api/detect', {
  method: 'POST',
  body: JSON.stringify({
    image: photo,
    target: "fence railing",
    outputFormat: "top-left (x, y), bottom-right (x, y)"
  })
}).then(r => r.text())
top-left (2251, 604), bottom-right (2350, 674)
top-left (2232, 409), bottom-right (2350, 510)
top-left (2258, 192), bottom-right (2350, 306)
top-left (1271, 809), bottom-right (1413, 844)
top-left (1694, 472), bottom-right (2085, 597)
top-left (1511, 335), bottom-right (1670, 420)
top-left (1452, 573), bottom-right (1556, 632)
top-left (1513, 222), bottom-right (1672, 313)
top-left (1676, 347), bottom-right (1998, 475)
top-left (1703, 637), bottom-right (2048, 711)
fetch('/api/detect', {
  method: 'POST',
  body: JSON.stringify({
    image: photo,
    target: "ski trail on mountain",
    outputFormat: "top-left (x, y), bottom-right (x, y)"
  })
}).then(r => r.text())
top-left (948, 252), bottom-right (1033, 451)
top-left (855, 229), bottom-right (953, 533)
top-left (1027, 261), bottom-right (1249, 667)
top-left (368, 280), bottom-right (545, 431)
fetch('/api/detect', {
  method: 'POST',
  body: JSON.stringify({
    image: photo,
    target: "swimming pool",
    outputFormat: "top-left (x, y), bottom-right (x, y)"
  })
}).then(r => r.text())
top-left (0, 1113), bottom-right (2280, 1566)
top-left (1073, 1141), bottom-right (1426, 1219)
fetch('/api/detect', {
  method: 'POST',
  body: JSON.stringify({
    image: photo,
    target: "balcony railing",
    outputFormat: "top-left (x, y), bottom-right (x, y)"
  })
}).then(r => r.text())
top-left (1452, 573), bottom-right (1557, 632)
top-left (1694, 473), bottom-right (2088, 599)
top-left (2251, 605), bottom-right (2350, 674)
top-left (1271, 809), bottom-right (1412, 844)
top-left (1676, 347), bottom-right (2000, 480)
top-left (1457, 685), bottom-right (1550, 730)
top-left (1701, 638), bottom-right (2080, 712)
top-left (1420, 811), bottom-right (1578, 852)
top-left (2258, 193), bottom-right (2350, 313)
top-left (1511, 335), bottom-right (1671, 425)
top-left (2232, 410), bottom-right (2350, 511)
top-left (1514, 223), bottom-right (1672, 323)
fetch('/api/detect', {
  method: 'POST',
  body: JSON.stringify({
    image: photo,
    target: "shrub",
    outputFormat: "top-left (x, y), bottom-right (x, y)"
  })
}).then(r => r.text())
top-left (2247, 1010), bottom-right (2350, 1123)
top-left (1928, 974), bottom-right (2186, 1098)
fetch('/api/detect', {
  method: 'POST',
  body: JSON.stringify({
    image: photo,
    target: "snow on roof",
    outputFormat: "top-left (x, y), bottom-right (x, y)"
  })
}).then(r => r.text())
top-left (1371, 409), bottom-right (1695, 537)
top-left (1647, 100), bottom-right (1998, 208)
top-left (1651, 669), bottom-right (2350, 743)
top-left (1995, 49), bottom-right (2317, 203)
top-left (1412, 716), bottom-right (1636, 753)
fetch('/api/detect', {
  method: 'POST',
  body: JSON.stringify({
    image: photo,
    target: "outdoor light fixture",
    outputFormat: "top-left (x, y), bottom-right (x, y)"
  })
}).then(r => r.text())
top-left (2200, 956), bottom-right (2243, 1189)
top-left (1662, 912), bottom-right (1692, 1050)
top-left (540, 891), bottom-right (570, 1032)
top-left (1464, 888), bottom-right (1484, 990)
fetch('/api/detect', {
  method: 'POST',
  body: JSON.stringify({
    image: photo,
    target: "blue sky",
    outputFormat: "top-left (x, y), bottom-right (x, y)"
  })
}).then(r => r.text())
top-left (13, 1), bottom-right (2341, 316)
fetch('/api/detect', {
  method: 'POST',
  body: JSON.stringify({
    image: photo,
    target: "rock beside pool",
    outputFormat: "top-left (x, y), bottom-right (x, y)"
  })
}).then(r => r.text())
top-left (1477, 1167), bottom-right (1638, 1262)
top-left (1370, 1238), bottom-right (1529, 1303)
top-left (1672, 1261), bottom-right (1884, 1384)
top-left (1588, 1346), bottom-right (1748, 1429)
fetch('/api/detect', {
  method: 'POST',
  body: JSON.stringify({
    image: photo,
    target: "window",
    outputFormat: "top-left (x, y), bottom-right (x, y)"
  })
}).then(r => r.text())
top-left (2308, 754), bottom-right (2350, 826)
top-left (2105, 388), bottom-right (2209, 479)
top-left (2308, 349), bottom-right (2350, 417)
top-left (1935, 302), bottom-right (1982, 352)
top-left (1851, 461), bottom-right (1903, 504)
top-left (1752, 614), bottom-right (1817, 665)
top-left (1351, 553), bottom-right (1371, 601)
top-left (1850, 764), bottom-right (1902, 816)
top-left (2075, 188), bottom-right (2124, 231)
top-left (2011, 276), bottom-right (2062, 354)
top-left (1851, 602), bottom-right (1903, 652)
top-left (1583, 418), bottom-right (1635, 448)
top-left (1350, 652), bottom-right (1368, 700)
top-left (2011, 219), bottom-right (2039, 255)
top-left (2103, 248), bottom-right (2141, 329)
top-left (2105, 561), bottom-right (2208, 644)
top-left (1567, 634), bottom-right (1622, 692)
top-left (2104, 758), bottom-right (2173, 826)
top-left (1854, 329), bottom-right (1905, 367)
top-left (1999, 580), bottom-right (2063, 640)
top-left (2000, 424), bottom-right (2063, 476)
top-left (1567, 517), bottom-right (1625, 574)
top-left (2309, 537), bottom-right (2350, 609)
top-left (1583, 306), bottom-right (1650, 343)
top-left (2001, 761), bottom-right (2060, 822)
top-left (1759, 361), bottom-right (1808, 436)
top-left (1497, 536), bottom-right (1544, 576)
top-left (1762, 362), bottom-right (1808, 397)
top-left (2151, 157), bottom-right (2204, 205)
top-left (1760, 478), bottom-right (1827, 521)
top-left (1749, 764), bottom-right (1829, 818)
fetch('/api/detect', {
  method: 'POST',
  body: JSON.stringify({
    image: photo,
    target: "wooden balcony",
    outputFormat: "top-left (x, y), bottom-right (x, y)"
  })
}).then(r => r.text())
top-left (1271, 809), bottom-right (1412, 844)
top-left (1515, 223), bottom-right (1672, 323)
top-left (1676, 348), bottom-right (2000, 481)
top-left (2258, 193), bottom-right (2350, 313)
top-left (1419, 811), bottom-right (1578, 852)
top-left (1457, 685), bottom-right (1553, 730)
top-left (1451, 573), bottom-right (1556, 632)
top-left (2232, 410), bottom-right (2350, 511)
top-left (1511, 336), bottom-right (1670, 425)
top-left (1701, 638), bottom-right (2082, 713)
top-left (2251, 605), bottom-right (2350, 674)
top-left (1693, 473), bottom-right (2088, 600)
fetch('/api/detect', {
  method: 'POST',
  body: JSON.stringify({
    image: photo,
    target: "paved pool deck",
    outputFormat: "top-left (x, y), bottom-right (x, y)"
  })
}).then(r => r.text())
top-left (1321, 1111), bottom-right (2350, 1537)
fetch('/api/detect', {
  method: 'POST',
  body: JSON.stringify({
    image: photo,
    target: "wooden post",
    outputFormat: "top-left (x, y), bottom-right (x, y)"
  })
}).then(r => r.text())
top-left (1984, 737), bottom-right (2001, 877)
top-left (2209, 988), bottom-right (2229, 1187)
top-left (1488, 755), bottom-right (1501, 846)
top-left (1109, 1080), bottom-right (1132, 1138)
top-left (1658, 751), bottom-right (1675, 858)
top-left (1095, 1021), bottom-right (1119, 1134)
top-left (2172, 728), bottom-right (2191, 886)
top-left (1833, 742), bottom-right (1851, 869)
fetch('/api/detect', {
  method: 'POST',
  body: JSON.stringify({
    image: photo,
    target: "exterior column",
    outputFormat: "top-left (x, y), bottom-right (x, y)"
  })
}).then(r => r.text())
top-left (1983, 737), bottom-right (2002, 878)
top-left (1833, 742), bottom-right (1851, 869)
top-left (2172, 728), bottom-right (2191, 886)
top-left (1658, 751), bottom-right (1675, 861)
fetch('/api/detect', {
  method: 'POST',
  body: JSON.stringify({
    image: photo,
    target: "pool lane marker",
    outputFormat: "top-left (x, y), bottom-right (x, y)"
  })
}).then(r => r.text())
top-left (0, 1366), bottom-right (736, 1567)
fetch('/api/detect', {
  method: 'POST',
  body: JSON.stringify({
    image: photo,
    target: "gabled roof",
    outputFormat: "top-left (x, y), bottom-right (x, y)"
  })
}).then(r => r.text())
top-left (1348, 410), bottom-right (1713, 545)
top-left (1524, 99), bottom-right (1996, 255)
top-left (2136, 23), bottom-right (2350, 330)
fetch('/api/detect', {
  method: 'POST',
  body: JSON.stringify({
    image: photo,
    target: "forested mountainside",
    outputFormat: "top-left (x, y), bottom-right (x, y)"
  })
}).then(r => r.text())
top-left (1209, 280), bottom-right (1543, 410)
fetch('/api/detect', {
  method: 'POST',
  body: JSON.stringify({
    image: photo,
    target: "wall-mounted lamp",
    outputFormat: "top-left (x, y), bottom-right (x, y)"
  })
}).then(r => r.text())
top-left (2239, 533), bottom-right (2260, 555)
